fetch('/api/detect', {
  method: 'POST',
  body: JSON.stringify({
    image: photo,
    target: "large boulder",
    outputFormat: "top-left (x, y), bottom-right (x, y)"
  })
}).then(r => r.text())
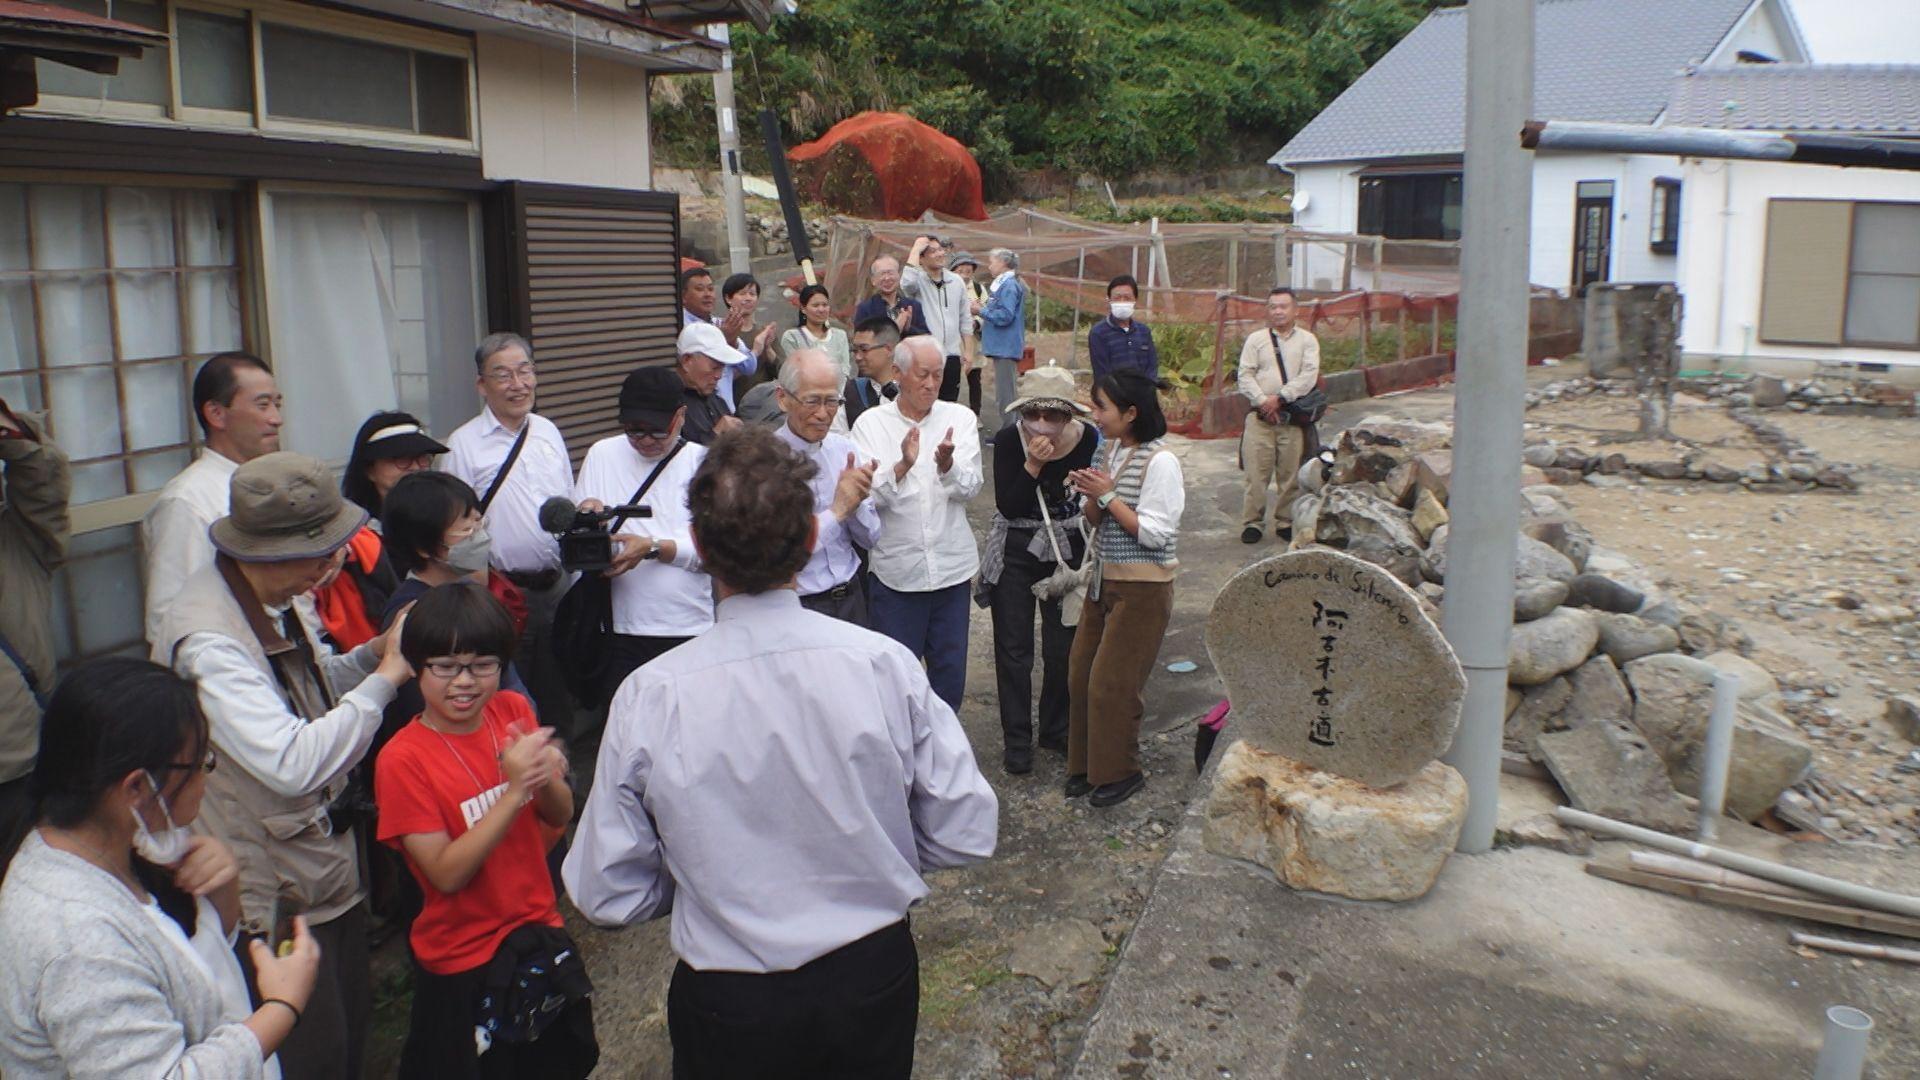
top-left (1513, 578), bottom-right (1570, 622)
top-left (1595, 612), bottom-right (1681, 663)
top-left (1203, 741), bottom-right (1467, 902)
top-left (1503, 677), bottom-right (1571, 759)
top-left (1565, 573), bottom-right (1645, 614)
top-left (1310, 486), bottom-right (1426, 569)
top-left (1508, 607), bottom-right (1600, 686)
top-left (1537, 722), bottom-right (1695, 835)
top-left (1623, 654), bottom-right (1815, 821)
top-left (1564, 655), bottom-right (1633, 729)
top-left (1345, 415), bottom-right (1452, 454)
top-left (1427, 526), bottom-right (1577, 586)
top-left (1521, 518), bottom-right (1594, 573)
top-left (1414, 451), bottom-right (1453, 505)
top-left (1412, 488), bottom-right (1449, 542)
top-left (1701, 650), bottom-right (1781, 704)
top-left (1335, 445), bottom-right (1412, 486)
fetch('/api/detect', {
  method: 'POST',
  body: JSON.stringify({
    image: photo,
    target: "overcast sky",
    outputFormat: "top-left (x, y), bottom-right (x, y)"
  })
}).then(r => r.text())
top-left (1789, 0), bottom-right (1920, 61)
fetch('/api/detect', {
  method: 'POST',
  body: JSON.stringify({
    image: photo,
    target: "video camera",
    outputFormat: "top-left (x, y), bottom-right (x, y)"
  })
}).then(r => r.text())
top-left (538, 496), bottom-right (652, 574)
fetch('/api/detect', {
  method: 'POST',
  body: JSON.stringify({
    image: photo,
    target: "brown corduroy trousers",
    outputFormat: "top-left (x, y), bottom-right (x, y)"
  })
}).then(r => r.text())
top-left (1067, 579), bottom-right (1175, 785)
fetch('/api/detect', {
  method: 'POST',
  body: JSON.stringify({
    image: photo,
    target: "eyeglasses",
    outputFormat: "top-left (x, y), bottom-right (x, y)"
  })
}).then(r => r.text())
top-left (851, 342), bottom-right (891, 355)
top-left (792, 395), bottom-right (844, 412)
top-left (422, 658), bottom-right (504, 680)
top-left (157, 751), bottom-right (217, 776)
top-left (483, 364), bottom-right (536, 386)
top-left (623, 424), bottom-right (670, 439)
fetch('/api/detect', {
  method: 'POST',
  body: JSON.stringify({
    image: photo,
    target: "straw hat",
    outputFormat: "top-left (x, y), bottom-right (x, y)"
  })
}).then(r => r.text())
top-left (210, 452), bottom-right (368, 562)
top-left (1002, 365), bottom-right (1089, 416)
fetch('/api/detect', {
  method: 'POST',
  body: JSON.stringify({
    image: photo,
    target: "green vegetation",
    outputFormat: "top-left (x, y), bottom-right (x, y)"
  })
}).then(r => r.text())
top-left (654, 0), bottom-right (1442, 197)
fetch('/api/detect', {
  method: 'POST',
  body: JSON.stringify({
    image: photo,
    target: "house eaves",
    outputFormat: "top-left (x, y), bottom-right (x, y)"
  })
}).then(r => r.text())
top-left (1271, 0), bottom-right (1760, 169)
top-left (1666, 63), bottom-right (1920, 137)
top-left (333, 0), bottom-right (729, 73)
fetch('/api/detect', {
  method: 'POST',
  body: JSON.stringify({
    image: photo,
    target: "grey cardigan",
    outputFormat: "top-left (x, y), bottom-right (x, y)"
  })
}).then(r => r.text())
top-left (0, 832), bottom-right (266, 1079)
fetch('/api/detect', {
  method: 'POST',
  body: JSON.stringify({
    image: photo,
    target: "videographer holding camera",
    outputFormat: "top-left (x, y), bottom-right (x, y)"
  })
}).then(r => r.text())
top-left (572, 367), bottom-right (713, 703)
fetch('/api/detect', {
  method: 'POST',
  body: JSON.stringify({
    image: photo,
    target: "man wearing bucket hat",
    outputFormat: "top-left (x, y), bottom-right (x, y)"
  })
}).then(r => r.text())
top-left (976, 365), bottom-right (1098, 774)
top-left (675, 322), bottom-right (748, 447)
top-left (155, 451), bottom-right (416, 1080)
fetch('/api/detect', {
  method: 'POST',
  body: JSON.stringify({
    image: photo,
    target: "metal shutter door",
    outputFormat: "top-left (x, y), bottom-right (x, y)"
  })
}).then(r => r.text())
top-left (1757, 199), bottom-right (1850, 346)
top-left (507, 183), bottom-right (682, 464)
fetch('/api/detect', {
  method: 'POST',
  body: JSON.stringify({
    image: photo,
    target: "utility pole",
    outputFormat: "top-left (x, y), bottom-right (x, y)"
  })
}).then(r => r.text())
top-left (1440, 0), bottom-right (1533, 853)
top-left (708, 23), bottom-right (753, 276)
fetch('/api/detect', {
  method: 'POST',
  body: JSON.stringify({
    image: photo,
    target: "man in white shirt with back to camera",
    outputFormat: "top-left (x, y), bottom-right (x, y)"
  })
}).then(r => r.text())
top-left (773, 348), bottom-right (879, 626)
top-left (564, 425), bottom-right (996, 1080)
top-left (572, 366), bottom-right (711, 706)
top-left (851, 336), bottom-right (982, 713)
top-left (443, 332), bottom-right (579, 737)
top-left (142, 352), bottom-right (283, 645)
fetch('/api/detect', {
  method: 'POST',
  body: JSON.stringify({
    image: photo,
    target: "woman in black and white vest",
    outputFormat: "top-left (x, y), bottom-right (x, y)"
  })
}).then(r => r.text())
top-left (1065, 371), bottom-right (1186, 807)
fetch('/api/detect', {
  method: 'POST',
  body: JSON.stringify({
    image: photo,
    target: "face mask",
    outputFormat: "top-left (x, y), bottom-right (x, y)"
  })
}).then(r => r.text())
top-left (131, 772), bottom-right (194, 865)
top-left (444, 526), bottom-right (492, 575)
top-left (1022, 415), bottom-right (1068, 441)
top-left (1110, 301), bottom-right (1136, 321)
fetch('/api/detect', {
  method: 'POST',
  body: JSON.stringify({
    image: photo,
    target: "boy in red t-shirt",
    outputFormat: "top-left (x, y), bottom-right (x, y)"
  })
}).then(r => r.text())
top-left (374, 582), bottom-right (596, 1078)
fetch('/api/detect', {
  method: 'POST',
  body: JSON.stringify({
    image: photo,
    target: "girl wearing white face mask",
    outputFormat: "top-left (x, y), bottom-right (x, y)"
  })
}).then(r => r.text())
top-left (976, 366), bottom-right (1100, 775)
top-left (0, 658), bottom-right (318, 1079)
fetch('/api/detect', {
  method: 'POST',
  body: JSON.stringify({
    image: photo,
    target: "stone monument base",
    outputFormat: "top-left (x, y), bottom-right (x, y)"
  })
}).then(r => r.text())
top-left (1203, 740), bottom-right (1469, 902)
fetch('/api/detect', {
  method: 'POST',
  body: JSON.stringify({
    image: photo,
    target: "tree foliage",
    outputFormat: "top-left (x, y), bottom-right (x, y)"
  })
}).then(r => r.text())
top-left (653, 0), bottom-right (1440, 196)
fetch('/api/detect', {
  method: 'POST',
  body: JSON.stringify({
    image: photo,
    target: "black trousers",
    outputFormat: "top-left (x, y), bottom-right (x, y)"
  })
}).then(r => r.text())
top-left (237, 901), bottom-right (372, 1080)
top-left (401, 956), bottom-right (598, 1080)
top-left (669, 919), bottom-right (917, 1080)
top-left (602, 633), bottom-right (693, 706)
top-left (989, 533), bottom-right (1076, 752)
top-left (937, 355), bottom-right (965, 404)
top-left (799, 575), bottom-right (868, 627)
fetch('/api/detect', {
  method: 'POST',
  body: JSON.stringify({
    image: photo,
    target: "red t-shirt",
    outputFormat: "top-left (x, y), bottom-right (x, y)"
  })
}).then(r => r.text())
top-left (374, 691), bottom-right (563, 975)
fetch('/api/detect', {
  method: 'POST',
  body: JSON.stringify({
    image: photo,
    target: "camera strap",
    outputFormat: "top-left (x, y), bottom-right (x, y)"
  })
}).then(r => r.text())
top-left (612, 438), bottom-right (687, 531)
top-left (478, 423), bottom-right (531, 515)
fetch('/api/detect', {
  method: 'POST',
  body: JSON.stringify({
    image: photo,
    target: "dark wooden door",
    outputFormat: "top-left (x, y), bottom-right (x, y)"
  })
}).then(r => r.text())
top-left (1571, 180), bottom-right (1614, 294)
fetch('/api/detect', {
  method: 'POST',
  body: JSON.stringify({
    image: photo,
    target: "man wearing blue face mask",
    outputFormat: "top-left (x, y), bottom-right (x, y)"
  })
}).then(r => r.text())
top-left (154, 451), bottom-right (417, 1080)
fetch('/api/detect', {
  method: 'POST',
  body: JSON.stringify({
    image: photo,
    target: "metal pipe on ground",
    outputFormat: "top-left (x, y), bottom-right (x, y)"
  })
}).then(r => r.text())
top-left (1812, 1006), bottom-right (1873, 1080)
top-left (1440, 0), bottom-right (1534, 853)
top-left (1696, 671), bottom-right (1740, 841)
top-left (1557, 807), bottom-right (1920, 918)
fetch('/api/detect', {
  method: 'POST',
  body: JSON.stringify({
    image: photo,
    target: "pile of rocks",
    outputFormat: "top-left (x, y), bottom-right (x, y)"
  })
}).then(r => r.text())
top-left (1283, 416), bottom-right (1820, 839)
top-left (1201, 549), bottom-right (1470, 902)
top-left (1526, 373), bottom-right (1917, 418)
top-left (749, 213), bottom-right (830, 257)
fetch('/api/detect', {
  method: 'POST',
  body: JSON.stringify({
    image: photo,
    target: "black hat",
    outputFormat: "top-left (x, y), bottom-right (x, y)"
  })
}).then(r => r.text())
top-left (361, 414), bottom-right (448, 459)
top-left (619, 366), bottom-right (687, 430)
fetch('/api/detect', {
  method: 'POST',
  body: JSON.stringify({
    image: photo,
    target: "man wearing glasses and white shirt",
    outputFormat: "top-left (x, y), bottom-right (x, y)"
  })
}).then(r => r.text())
top-left (773, 349), bottom-right (879, 626)
top-left (443, 332), bottom-right (578, 738)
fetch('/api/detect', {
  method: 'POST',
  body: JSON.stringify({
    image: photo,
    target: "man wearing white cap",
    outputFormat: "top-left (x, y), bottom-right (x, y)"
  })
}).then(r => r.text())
top-left (674, 322), bottom-right (748, 447)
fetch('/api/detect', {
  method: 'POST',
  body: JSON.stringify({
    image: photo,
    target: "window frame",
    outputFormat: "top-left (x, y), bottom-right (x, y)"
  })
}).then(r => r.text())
top-left (1841, 199), bottom-right (1920, 351)
top-left (1356, 170), bottom-right (1464, 242)
top-left (28, 0), bottom-right (479, 153)
top-left (1650, 177), bottom-right (1680, 256)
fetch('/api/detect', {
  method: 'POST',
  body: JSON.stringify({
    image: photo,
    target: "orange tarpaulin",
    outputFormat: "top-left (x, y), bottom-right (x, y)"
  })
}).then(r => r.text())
top-left (789, 111), bottom-right (988, 222)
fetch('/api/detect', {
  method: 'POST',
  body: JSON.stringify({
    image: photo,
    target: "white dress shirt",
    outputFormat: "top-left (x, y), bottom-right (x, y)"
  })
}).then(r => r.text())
top-left (172, 605), bottom-right (396, 798)
top-left (563, 589), bottom-right (998, 971)
top-left (573, 435), bottom-right (712, 638)
top-left (444, 407), bottom-right (575, 574)
top-left (140, 448), bottom-right (238, 644)
top-left (850, 400), bottom-right (982, 592)
top-left (772, 424), bottom-right (880, 595)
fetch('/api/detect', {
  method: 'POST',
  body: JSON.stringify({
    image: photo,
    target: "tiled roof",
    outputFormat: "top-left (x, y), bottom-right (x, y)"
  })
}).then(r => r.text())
top-left (1665, 63), bottom-right (1920, 135)
top-left (0, 0), bottom-right (166, 38)
top-left (1271, 0), bottom-right (1759, 167)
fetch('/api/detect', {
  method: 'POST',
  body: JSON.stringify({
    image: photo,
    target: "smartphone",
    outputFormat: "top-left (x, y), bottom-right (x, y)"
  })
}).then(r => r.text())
top-left (266, 897), bottom-right (297, 958)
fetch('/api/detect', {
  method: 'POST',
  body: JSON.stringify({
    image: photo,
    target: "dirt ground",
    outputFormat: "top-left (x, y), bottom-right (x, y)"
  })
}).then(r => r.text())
top-left (363, 367), bottom-right (1919, 1077)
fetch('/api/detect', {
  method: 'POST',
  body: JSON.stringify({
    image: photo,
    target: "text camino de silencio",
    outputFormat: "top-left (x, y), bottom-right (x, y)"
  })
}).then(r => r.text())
top-left (1261, 565), bottom-right (1413, 626)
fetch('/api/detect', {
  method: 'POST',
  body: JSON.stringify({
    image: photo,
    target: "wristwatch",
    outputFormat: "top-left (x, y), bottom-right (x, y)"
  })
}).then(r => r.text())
top-left (1096, 491), bottom-right (1118, 509)
top-left (639, 540), bottom-right (662, 561)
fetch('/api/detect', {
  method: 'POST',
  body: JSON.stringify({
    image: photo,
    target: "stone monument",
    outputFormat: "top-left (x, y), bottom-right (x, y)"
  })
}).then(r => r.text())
top-left (1202, 549), bottom-right (1471, 901)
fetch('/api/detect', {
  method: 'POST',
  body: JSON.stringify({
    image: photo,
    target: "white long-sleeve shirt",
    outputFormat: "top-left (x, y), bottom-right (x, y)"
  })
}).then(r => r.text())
top-left (849, 400), bottom-right (982, 592)
top-left (573, 436), bottom-right (712, 638)
top-left (773, 424), bottom-right (879, 595)
top-left (443, 408), bottom-right (574, 575)
top-left (140, 449), bottom-right (238, 645)
top-left (172, 609), bottom-right (396, 799)
top-left (563, 589), bottom-right (998, 972)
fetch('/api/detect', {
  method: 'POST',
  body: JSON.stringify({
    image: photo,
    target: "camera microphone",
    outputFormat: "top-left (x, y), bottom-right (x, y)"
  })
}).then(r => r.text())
top-left (538, 496), bottom-right (579, 534)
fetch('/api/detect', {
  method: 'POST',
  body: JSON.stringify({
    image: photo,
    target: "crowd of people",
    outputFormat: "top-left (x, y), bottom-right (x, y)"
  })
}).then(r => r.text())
top-left (0, 244), bottom-right (1335, 1078)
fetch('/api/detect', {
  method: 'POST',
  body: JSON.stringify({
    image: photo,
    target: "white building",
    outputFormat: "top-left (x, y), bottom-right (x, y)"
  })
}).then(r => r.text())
top-left (1, 0), bottom-right (769, 663)
top-left (1271, 0), bottom-right (1808, 293)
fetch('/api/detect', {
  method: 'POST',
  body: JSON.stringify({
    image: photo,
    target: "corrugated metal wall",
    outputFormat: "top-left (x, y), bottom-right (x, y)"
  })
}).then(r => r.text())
top-left (506, 182), bottom-right (681, 463)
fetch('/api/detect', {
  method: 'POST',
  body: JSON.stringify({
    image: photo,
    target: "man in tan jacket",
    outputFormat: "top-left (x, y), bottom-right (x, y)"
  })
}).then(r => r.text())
top-left (0, 400), bottom-right (70, 845)
top-left (1236, 287), bottom-right (1321, 544)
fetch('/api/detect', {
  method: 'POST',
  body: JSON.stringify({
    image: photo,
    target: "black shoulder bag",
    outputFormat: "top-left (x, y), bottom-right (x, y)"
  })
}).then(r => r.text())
top-left (551, 439), bottom-right (688, 705)
top-left (1271, 329), bottom-right (1328, 427)
top-left (478, 423), bottom-right (531, 515)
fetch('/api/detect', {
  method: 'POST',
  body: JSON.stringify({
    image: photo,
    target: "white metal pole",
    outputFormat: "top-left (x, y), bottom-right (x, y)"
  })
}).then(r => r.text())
top-left (1440, 0), bottom-right (1534, 853)
top-left (707, 24), bottom-right (754, 277)
top-left (1696, 671), bottom-right (1740, 840)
